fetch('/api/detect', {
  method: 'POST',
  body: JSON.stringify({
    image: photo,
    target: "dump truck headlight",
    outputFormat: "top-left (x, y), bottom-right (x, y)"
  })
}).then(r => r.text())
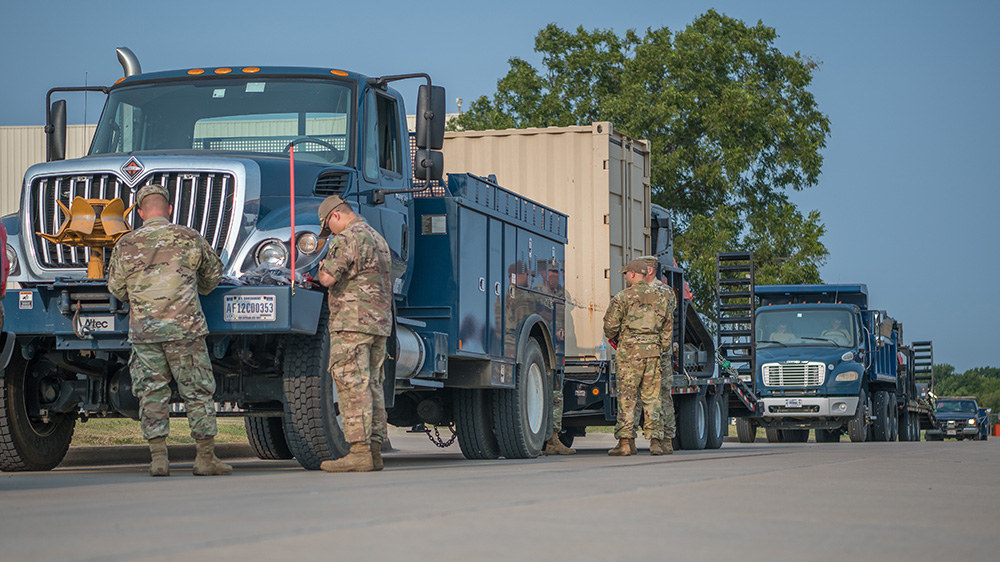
top-left (6, 243), bottom-right (18, 275)
top-left (835, 371), bottom-right (859, 382)
top-left (255, 240), bottom-right (288, 268)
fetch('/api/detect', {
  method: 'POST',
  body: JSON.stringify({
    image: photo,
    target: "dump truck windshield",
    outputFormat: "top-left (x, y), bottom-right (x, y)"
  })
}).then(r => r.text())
top-left (757, 308), bottom-right (855, 348)
top-left (935, 400), bottom-right (977, 414)
top-left (90, 78), bottom-right (354, 165)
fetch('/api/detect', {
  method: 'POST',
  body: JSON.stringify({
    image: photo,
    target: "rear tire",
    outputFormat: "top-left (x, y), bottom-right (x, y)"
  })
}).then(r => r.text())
top-left (705, 391), bottom-right (726, 449)
top-left (765, 427), bottom-right (784, 443)
top-left (848, 389), bottom-right (869, 442)
top-left (735, 417), bottom-right (756, 443)
top-left (872, 391), bottom-right (892, 442)
top-left (455, 389), bottom-right (500, 459)
top-left (245, 416), bottom-right (293, 460)
top-left (0, 354), bottom-right (77, 472)
top-left (678, 394), bottom-right (708, 450)
top-left (782, 429), bottom-right (810, 442)
top-left (282, 311), bottom-right (350, 470)
top-left (898, 410), bottom-right (913, 442)
top-left (493, 339), bottom-right (552, 458)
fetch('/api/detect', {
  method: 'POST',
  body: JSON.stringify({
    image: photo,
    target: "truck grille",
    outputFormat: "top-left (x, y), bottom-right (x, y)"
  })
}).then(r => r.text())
top-left (762, 362), bottom-right (826, 387)
top-left (30, 171), bottom-right (236, 269)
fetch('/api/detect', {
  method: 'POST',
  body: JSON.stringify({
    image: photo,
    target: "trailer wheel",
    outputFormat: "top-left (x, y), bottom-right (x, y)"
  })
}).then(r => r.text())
top-left (705, 391), bottom-right (726, 449)
top-left (282, 311), bottom-right (350, 470)
top-left (816, 428), bottom-right (841, 442)
top-left (455, 389), bottom-right (500, 459)
top-left (911, 413), bottom-right (921, 441)
top-left (735, 417), bottom-right (757, 443)
top-left (765, 427), bottom-right (784, 443)
top-left (848, 389), bottom-right (869, 442)
top-left (493, 338), bottom-right (552, 458)
top-left (871, 391), bottom-right (892, 442)
top-left (245, 416), bottom-right (294, 460)
top-left (898, 410), bottom-right (914, 442)
top-left (0, 354), bottom-right (77, 472)
top-left (783, 429), bottom-right (810, 442)
top-left (677, 394), bottom-right (708, 450)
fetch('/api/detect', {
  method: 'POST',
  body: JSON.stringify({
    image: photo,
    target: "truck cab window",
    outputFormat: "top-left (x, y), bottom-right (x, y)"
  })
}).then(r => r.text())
top-left (363, 91), bottom-right (401, 182)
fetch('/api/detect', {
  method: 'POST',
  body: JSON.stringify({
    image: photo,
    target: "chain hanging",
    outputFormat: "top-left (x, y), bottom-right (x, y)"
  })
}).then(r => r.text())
top-left (425, 424), bottom-right (458, 448)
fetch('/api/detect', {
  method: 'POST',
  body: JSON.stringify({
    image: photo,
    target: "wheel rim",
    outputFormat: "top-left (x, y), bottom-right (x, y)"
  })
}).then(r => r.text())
top-left (525, 362), bottom-right (544, 434)
top-left (712, 399), bottom-right (722, 436)
top-left (23, 375), bottom-right (63, 438)
top-left (696, 399), bottom-right (706, 439)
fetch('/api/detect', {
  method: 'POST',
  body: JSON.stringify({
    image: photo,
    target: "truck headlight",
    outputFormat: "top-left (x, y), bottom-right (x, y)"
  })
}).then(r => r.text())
top-left (296, 232), bottom-right (319, 255)
top-left (835, 371), bottom-right (859, 382)
top-left (255, 240), bottom-right (288, 268)
top-left (968, 418), bottom-right (977, 426)
top-left (5, 243), bottom-right (18, 275)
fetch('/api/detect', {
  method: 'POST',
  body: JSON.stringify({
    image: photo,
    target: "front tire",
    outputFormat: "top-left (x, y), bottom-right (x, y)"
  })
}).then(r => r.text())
top-left (0, 353), bottom-right (77, 471)
top-left (282, 312), bottom-right (350, 470)
top-left (765, 427), bottom-right (784, 443)
top-left (816, 428), bottom-right (841, 443)
top-left (735, 417), bottom-right (757, 443)
top-left (848, 389), bottom-right (869, 443)
top-left (782, 429), bottom-right (810, 442)
top-left (245, 416), bottom-right (293, 460)
top-left (493, 339), bottom-right (552, 458)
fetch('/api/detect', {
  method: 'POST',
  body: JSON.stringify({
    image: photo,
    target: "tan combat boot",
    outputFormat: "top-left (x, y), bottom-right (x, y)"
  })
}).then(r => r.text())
top-left (608, 438), bottom-right (632, 456)
top-left (543, 431), bottom-right (576, 455)
top-left (662, 439), bottom-right (674, 455)
top-left (148, 436), bottom-right (169, 477)
top-left (628, 438), bottom-right (637, 455)
top-left (649, 438), bottom-right (665, 456)
top-left (320, 442), bottom-right (374, 473)
top-left (371, 440), bottom-right (384, 471)
top-left (192, 437), bottom-right (233, 476)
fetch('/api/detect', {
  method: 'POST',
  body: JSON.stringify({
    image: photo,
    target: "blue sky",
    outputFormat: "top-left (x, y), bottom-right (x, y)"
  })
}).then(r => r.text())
top-left (2, 0), bottom-right (998, 371)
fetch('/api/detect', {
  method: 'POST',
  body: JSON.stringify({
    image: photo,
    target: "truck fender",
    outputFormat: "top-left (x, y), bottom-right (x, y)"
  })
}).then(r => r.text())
top-left (515, 314), bottom-right (555, 376)
top-left (0, 331), bottom-right (16, 375)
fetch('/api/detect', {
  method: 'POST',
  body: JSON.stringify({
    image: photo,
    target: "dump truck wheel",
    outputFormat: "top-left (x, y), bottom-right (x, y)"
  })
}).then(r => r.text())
top-left (816, 428), bottom-right (841, 442)
top-left (782, 429), bottom-right (810, 442)
top-left (735, 417), bottom-right (757, 443)
top-left (245, 416), bottom-right (293, 460)
top-left (765, 427), bottom-right (784, 443)
top-left (493, 339), bottom-right (552, 458)
top-left (871, 391), bottom-right (892, 442)
top-left (705, 391), bottom-right (726, 449)
top-left (282, 312), bottom-right (350, 470)
top-left (455, 389), bottom-right (500, 459)
top-left (848, 389), bottom-right (869, 442)
top-left (0, 354), bottom-right (76, 472)
top-left (678, 394), bottom-right (708, 450)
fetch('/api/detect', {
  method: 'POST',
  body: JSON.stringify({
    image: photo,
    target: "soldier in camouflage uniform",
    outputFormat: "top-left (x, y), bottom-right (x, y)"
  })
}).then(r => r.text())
top-left (603, 259), bottom-right (671, 456)
top-left (637, 256), bottom-right (677, 454)
top-left (315, 195), bottom-right (392, 473)
top-left (107, 184), bottom-right (230, 477)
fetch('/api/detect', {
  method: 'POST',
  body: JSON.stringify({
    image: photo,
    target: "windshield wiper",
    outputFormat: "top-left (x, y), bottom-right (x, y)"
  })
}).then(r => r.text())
top-left (801, 337), bottom-right (838, 345)
top-left (756, 340), bottom-right (787, 348)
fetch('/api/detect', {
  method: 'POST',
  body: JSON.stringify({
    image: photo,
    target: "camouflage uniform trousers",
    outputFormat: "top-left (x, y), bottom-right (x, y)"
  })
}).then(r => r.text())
top-left (552, 372), bottom-right (564, 432)
top-left (633, 354), bottom-right (676, 439)
top-left (130, 337), bottom-right (217, 441)
top-left (615, 356), bottom-right (663, 440)
top-left (329, 331), bottom-right (388, 446)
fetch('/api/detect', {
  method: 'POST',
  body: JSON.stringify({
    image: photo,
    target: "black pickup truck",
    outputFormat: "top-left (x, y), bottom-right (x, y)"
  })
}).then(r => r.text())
top-left (926, 397), bottom-right (991, 441)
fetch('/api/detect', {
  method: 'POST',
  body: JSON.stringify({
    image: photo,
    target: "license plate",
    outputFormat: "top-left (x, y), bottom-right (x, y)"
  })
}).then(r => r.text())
top-left (224, 295), bottom-right (277, 322)
top-left (947, 430), bottom-right (956, 435)
top-left (785, 398), bottom-right (803, 408)
top-left (75, 315), bottom-right (115, 333)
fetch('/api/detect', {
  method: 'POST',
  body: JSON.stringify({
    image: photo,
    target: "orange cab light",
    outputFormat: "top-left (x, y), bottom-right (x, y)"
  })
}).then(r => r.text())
top-left (458, 339), bottom-right (462, 350)
top-left (242, 67), bottom-right (260, 73)
top-left (215, 68), bottom-right (233, 74)
top-left (330, 69), bottom-right (349, 76)
top-left (592, 388), bottom-right (600, 395)
top-left (115, 77), bottom-right (126, 84)
top-left (188, 69), bottom-right (205, 75)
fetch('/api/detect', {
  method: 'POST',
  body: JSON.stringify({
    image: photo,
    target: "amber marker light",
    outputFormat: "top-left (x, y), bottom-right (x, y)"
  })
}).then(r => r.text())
top-left (242, 67), bottom-right (260, 74)
top-left (188, 69), bottom-right (205, 75)
top-left (115, 77), bottom-right (126, 84)
top-left (215, 68), bottom-right (233, 74)
top-left (592, 388), bottom-right (600, 395)
top-left (330, 69), bottom-right (349, 76)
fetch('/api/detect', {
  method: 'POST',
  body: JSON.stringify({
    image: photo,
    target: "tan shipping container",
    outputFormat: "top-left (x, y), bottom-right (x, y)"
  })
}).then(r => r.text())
top-left (442, 122), bottom-right (651, 359)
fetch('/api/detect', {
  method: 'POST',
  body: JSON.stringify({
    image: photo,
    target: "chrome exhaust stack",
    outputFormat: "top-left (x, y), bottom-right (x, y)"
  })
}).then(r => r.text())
top-left (116, 47), bottom-right (141, 77)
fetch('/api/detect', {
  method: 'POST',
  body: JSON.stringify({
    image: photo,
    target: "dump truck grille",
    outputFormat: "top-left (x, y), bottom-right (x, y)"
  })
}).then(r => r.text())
top-left (762, 362), bottom-right (826, 387)
top-left (30, 171), bottom-right (236, 269)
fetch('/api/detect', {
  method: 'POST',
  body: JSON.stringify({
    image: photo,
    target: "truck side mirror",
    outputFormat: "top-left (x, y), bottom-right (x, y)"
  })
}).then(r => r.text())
top-left (415, 85), bottom-right (445, 149)
top-left (47, 99), bottom-right (67, 162)
top-left (413, 149), bottom-right (443, 181)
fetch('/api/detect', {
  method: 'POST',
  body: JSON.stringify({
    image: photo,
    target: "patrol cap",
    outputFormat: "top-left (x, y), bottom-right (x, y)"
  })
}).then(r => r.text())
top-left (318, 195), bottom-right (349, 237)
top-left (638, 255), bottom-right (658, 269)
top-left (136, 184), bottom-right (169, 207)
top-left (619, 259), bottom-right (648, 275)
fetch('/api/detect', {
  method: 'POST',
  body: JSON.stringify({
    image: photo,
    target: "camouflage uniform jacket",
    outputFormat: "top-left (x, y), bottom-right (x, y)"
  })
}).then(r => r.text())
top-left (649, 277), bottom-right (677, 354)
top-left (320, 217), bottom-right (392, 336)
top-left (604, 280), bottom-right (670, 359)
top-left (108, 216), bottom-right (222, 343)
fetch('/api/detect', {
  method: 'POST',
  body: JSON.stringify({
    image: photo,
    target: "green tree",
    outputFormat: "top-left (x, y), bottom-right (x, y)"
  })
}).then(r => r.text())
top-left (453, 12), bottom-right (831, 311)
top-left (934, 365), bottom-right (1000, 416)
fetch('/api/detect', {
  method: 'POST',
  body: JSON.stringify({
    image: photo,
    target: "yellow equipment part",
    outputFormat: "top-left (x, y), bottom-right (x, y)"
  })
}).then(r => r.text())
top-left (36, 197), bottom-right (136, 278)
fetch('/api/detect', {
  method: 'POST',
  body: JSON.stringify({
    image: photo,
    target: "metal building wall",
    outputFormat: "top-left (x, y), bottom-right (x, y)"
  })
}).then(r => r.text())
top-left (0, 125), bottom-right (95, 216)
top-left (441, 122), bottom-right (651, 358)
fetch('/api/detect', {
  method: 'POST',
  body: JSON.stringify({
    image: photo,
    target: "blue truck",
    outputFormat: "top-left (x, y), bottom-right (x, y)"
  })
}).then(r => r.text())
top-left (715, 265), bottom-right (933, 443)
top-left (926, 397), bottom-right (991, 441)
top-left (0, 48), bottom-right (566, 470)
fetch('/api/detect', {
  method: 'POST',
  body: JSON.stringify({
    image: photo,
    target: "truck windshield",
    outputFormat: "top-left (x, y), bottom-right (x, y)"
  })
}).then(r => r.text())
top-left (935, 400), bottom-right (977, 414)
top-left (90, 78), bottom-right (354, 165)
top-left (756, 309), bottom-right (855, 348)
